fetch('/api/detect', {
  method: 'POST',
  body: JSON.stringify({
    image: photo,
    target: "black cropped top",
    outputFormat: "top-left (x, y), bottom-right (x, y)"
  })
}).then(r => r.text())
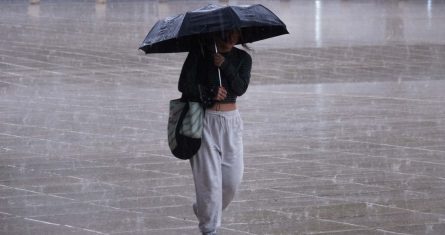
top-left (178, 45), bottom-right (252, 106)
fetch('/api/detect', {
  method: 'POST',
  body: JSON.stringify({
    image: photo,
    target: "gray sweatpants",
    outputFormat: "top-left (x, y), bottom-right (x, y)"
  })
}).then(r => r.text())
top-left (190, 109), bottom-right (244, 233)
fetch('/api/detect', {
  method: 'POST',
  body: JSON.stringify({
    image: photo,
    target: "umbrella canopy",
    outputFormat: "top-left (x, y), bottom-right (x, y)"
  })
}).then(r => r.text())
top-left (139, 4), bottom-right (288, 53)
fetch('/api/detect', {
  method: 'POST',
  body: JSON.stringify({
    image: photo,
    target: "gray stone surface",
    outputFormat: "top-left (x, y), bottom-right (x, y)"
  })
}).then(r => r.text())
top-left (1, 0), bottom-right (445, 234)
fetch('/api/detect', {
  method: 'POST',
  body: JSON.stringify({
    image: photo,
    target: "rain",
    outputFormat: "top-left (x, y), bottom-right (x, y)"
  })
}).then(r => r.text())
top-left (0, 0), bottom-right (445, 234)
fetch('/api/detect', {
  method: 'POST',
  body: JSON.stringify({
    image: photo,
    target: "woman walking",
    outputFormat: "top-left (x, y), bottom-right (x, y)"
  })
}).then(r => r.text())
top-left (178, 29), bottom-right (252, 235)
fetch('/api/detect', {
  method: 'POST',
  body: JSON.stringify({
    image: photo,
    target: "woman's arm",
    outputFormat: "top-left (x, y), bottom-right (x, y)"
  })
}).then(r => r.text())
top-left (219, 52), bottom-right (252, 96)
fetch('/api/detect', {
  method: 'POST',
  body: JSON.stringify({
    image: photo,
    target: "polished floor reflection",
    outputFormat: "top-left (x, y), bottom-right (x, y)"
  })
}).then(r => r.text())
top-left (1, 0), bottom-right (445, 234)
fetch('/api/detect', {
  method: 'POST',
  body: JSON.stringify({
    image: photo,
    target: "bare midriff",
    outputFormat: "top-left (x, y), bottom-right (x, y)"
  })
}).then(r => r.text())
top-left (208, 102), bottom-right (237, 111)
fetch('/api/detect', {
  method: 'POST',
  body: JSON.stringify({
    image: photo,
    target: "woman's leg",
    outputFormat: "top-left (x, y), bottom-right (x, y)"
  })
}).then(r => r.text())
top-left (221, 110), bottom-right (244, 210)
top-left (190, 110), bottom-right (244, 234)
top-left (190, 112), bottom-right (222, 234)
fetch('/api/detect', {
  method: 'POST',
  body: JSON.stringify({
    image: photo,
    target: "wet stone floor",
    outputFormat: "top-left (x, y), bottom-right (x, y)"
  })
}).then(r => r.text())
top-left (1, 0), bottom-right (445, 234)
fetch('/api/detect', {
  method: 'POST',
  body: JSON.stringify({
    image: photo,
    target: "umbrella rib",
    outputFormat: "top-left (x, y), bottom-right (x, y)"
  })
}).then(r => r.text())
top-left (227, 6), bottom-right (241, 30)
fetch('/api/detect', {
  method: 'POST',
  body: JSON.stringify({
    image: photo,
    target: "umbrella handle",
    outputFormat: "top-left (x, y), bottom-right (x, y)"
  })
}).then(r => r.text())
top-left (215, 44), bottom-right (222, 87)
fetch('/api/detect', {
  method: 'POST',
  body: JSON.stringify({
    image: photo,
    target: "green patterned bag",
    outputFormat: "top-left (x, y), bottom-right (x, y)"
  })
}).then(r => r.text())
top-left (167, 99), bottom-right (203, 160)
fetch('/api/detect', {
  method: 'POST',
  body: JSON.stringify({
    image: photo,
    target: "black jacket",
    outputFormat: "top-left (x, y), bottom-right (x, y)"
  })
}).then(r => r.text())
top-left (178, 45), bottom-right (252, 105)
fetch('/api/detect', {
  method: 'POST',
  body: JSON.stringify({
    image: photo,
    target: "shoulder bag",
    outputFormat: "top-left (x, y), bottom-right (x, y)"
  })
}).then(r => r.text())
top-left (167, 98), bottom-right (203, 160)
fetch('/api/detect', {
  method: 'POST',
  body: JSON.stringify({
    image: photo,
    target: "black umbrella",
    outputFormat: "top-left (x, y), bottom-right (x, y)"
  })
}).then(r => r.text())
top-left (139, 4), bottom-right (289, 54)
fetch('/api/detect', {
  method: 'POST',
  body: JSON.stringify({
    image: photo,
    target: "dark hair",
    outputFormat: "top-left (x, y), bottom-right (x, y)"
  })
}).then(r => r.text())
top-left (215, 29), bottom-right (252, 51)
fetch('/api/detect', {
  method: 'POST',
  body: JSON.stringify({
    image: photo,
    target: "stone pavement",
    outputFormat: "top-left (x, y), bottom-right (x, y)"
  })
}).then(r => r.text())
top-left (1, 0), bottom-right (445, 234)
